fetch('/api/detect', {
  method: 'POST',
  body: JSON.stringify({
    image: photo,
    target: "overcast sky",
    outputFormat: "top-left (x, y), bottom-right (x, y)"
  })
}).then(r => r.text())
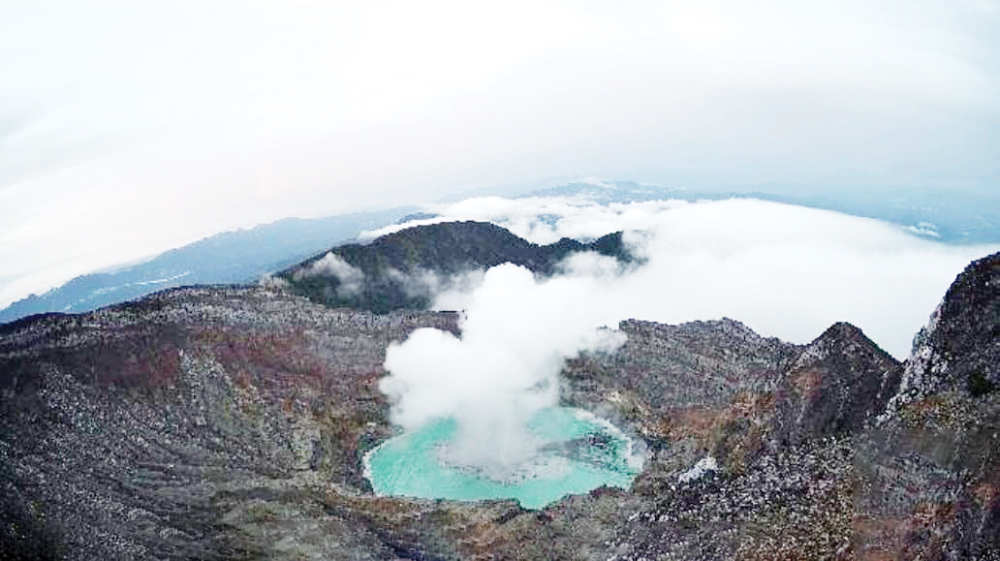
top-left (2, 0), bottom-right (998, 305)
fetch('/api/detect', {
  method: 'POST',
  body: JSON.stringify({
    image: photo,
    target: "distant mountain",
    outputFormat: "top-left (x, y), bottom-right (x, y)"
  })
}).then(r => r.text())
top-left (523, 180), bottom-right (687, 204)
top-left (526, 181), bottom-right (1000, 244)
top-left (0, 207), bottom-right (414, 325)
top-left (6, 179), bottom-right (997, 326)
top-left (279, 221), bottom-right (634, 313)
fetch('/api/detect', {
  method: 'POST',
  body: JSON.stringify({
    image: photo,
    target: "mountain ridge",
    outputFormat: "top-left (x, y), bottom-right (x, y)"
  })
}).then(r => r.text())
top-left (279, 220), bottom-right (634, 313)
top-left (0, 207), bottom-right (414, 325)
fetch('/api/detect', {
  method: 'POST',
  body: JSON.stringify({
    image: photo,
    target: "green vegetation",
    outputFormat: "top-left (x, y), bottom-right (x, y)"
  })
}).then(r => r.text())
top-left (280, 221), bottom-right (633, 314)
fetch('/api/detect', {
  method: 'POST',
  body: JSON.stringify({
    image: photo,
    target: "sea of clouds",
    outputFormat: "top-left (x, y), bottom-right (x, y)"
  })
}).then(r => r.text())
top-left (368, 195), bottom-right (998, 359)
top-left (373, 195), bottom-right (999, 470)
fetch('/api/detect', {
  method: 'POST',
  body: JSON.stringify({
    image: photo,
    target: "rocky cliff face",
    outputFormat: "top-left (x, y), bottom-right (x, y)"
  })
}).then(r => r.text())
top-left (1, 250), bottom-right (998, 560)
top-left (859, 252), bottom-right (1000, 559)
top-left (773, 322), bottom-right (902, 448)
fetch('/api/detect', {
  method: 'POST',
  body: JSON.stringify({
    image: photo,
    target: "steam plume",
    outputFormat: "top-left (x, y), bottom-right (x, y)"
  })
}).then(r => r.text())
top-left (380, 263), bottom-right (623, 476)
top-left (377, 196), bottom-right (1000, 474)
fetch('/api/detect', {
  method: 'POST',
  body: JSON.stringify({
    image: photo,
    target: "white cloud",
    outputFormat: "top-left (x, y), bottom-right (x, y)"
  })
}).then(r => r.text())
top-left (1, 1), bottom-right (998, 308)
top-left (385, 267), bottom-right (486, 310)
top-left (379, 195), bottom-right (998, 470)
top-left (361, 197), bottom-right (689, 244)
top-left (391, 196), bottom-right (999, 360)
top-left (295, 252), bottom-right (365, 298)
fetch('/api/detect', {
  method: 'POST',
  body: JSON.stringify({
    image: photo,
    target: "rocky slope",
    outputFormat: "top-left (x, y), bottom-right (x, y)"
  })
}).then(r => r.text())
top-left (859, 252), bottom-right (1000, 559)
top-left (1, 245), bottom-right (998, 559)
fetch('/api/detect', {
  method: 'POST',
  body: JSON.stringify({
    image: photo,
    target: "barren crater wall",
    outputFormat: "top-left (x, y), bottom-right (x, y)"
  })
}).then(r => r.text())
top-left (0, 287), bottom-right (461, 559)
top-left (2, 252), bottom-right (999, 561)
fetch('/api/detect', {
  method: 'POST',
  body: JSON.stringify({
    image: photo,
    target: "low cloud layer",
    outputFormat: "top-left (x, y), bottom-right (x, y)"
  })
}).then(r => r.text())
top-left (2, 1), bottom-right (998, 309)
top-left (386, 268), bottom-right (486, 311)
top-left (294, 252), bottom-right (365, 298)
top-left (378, 197), bottom-right (999, 469)
top-left (381, 197), bottom-right (1000, 359)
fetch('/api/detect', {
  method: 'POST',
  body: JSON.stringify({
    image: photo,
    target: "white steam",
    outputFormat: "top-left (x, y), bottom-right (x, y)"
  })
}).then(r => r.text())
top-left (385, 267), bottom-right (486, 310)
top-left (380, 263), bottom-right (623, 476)
top-left (378, 196), bottom-right (999, 473)
top-left (294, 252), bottom-right (365, 298)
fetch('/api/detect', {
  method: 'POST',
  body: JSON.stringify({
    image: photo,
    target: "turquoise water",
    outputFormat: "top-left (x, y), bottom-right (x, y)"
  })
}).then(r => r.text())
top-left (364, 407), bottom-right (643, 509)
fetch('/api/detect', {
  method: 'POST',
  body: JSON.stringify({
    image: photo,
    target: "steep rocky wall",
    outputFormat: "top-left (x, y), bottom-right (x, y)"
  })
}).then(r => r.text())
top-left (859, 253), bottom-right (1000, 559)
top-left (0, 287), bottom-right (458, 560)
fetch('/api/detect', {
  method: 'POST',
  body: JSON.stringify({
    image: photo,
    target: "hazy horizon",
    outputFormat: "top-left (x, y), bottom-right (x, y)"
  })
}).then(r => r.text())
top-left (2, 0), bottom-right (998, 313)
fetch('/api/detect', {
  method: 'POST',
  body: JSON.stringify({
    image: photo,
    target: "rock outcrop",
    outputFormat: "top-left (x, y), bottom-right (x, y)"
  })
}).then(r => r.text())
top-left (774, 322), bottom-right (902, 448)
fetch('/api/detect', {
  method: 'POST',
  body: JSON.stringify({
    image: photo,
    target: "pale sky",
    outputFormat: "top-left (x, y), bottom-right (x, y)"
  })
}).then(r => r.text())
top-left (2, 0), bottom-right (998, 306)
